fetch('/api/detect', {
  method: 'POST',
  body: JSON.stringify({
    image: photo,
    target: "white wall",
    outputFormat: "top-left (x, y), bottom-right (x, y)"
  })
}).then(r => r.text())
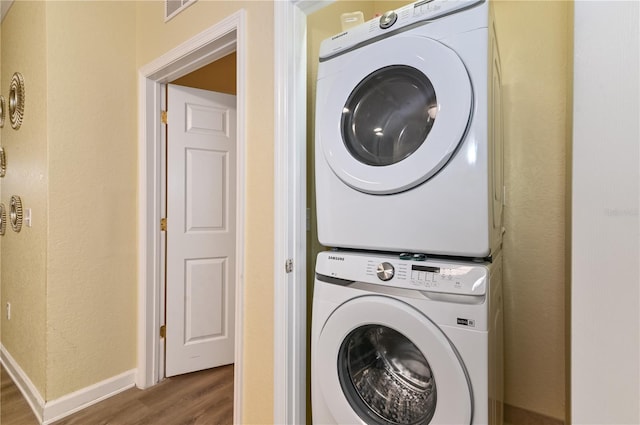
top-left (571, 2), bottom-right (639, 424)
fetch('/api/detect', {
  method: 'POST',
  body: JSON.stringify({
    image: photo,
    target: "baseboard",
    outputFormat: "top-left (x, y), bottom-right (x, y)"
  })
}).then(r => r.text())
top-left (0, 344), bottom-right (46, 423)
top-left (1, 344), bottom-right (136, 425)
top-left (505, 403), bottom-right (565, 425)
top-left (42, 369), bottom-right (136, 424)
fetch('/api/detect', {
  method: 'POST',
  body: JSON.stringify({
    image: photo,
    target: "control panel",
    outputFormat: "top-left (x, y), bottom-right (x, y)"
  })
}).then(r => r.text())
top-left (317, 251), bottom-right (487, 296)
top-left (319, 0), bottom-right (484, 60)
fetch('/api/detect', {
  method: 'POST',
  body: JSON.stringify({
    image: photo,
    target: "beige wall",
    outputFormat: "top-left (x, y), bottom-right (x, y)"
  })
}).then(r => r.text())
top-left (1, 0), bottom-right (48, 396)
top-left (307, 0), bottom-right (570, 422)
top-left (0, 2), bottom-right (2, 353)
top-left (494, 1), bottom-right (570, 420)
top-left (136, 2), bottom-right (275, 422)
top-left (0, 1), bottom-right (275, 420)
top-left (45, 1), bottom-right (138, 399)
top-left (172, 52), bottom-right (237, 95)
top-left (1, 0), bottom-right (138, 402)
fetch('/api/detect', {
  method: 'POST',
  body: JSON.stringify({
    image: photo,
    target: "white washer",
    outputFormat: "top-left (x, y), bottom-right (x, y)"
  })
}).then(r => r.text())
top-left (312, 250), bottom-right (503, 425)
top-left (315, 0), bottom-right (504, 259)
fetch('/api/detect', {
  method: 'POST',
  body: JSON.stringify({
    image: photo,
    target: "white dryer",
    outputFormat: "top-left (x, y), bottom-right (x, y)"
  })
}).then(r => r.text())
top-left (315, 0), bottom-right (504, 259)
top-left (312, 250), bottom-right (504, 424)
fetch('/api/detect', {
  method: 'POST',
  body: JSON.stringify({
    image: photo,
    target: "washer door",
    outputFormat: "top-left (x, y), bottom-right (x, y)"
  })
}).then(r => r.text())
top-left (317, 35), bottom-right (472, 194)
top-left (317, 295), bottom-right (472, 425)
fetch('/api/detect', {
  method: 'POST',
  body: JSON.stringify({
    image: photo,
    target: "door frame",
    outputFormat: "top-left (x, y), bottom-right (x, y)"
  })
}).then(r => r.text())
top-left (273, 1), bottom-right (329, 423)
top-left (136, 10), bottom-right (246, 423)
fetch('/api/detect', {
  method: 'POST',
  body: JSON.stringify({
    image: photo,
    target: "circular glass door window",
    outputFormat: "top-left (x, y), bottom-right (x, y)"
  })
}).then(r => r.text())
top-left (341, 65), bottom-right (438, 167)
top-left (338, 325), bottom-right (437, 424)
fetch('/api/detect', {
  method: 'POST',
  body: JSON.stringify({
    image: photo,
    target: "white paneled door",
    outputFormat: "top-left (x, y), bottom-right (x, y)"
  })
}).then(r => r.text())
top-left (166, 84), bottom-right (237, 377)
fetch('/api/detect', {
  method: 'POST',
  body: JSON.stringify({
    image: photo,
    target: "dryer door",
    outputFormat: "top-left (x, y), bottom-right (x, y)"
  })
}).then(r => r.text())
top-left (316, 35), bottom-right (472, 195)
top-left (316, 295), bottom-right (472, 425)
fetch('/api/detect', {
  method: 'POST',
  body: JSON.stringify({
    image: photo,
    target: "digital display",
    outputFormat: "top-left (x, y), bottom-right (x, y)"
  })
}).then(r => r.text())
top-left (411, 265), bottom-right (440, 273)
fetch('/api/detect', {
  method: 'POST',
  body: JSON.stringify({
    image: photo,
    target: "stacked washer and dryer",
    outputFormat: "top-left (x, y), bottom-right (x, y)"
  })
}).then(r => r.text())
top-left (311, 1), bottom-right (505, 424)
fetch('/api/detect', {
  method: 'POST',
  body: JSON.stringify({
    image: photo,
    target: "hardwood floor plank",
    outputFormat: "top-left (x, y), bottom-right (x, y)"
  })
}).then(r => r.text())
top-left (1, 364), bottom-right (233, 425)
top-left (1, 364), bottom-right (40, 425)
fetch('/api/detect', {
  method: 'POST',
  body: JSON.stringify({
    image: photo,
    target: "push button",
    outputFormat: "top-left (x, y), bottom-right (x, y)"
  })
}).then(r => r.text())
top-left (376, 262), bottom-right (395, 281)
top-left (379, 10), bottom-right (397, 29)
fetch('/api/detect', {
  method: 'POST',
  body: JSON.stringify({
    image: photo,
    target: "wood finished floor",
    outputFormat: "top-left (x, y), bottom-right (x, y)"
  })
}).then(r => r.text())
top-left (1, 363), bottom-right (233, 425)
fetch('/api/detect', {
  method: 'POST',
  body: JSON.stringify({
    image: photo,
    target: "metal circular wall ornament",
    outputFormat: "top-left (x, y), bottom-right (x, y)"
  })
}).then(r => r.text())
top-left (0, 95), bottom-right (6, 128)
top-left (9, 72), bottom-right (25, 130)
top-left (0, 147), bottom-right (6, 177)
top-left (10, 195), bottom-right (23, 232)
top-left (0, 203), bottom-right (6, 236)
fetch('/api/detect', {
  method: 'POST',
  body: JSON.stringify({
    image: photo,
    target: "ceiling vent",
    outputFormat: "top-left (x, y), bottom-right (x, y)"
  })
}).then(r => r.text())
top-left (165, 0), bottom-right (197, 22)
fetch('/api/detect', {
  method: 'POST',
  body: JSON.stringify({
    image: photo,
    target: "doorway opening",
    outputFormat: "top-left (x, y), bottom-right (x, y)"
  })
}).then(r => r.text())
top-left (137, 10), bottom-right (246, 424)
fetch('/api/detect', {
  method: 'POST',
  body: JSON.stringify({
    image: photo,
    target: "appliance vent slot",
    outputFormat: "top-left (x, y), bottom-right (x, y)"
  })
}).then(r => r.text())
top-left (165, 0), bottom-right (197, 22)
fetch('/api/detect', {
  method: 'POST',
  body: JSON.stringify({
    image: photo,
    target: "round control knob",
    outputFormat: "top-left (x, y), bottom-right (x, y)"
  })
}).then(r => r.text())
top-left (376, 262), bottom-right (395, 281)
top-left (379, 10), bottom-right (398, 29)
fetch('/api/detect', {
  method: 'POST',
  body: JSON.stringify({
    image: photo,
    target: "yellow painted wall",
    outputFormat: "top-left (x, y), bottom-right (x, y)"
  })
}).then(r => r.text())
top-left (0, 0), bottom-right (49, 396)
top-left (374, 0), bottom-right (412, 15)
top-left (0, 3), bottom-right (2, 352)
top-left (1, 0), bottom-right (138, 402)
top-left (171, 52), bottom-right (237, 95)
top-left (0, 0), bottom-right (275, 418)
top-left (564, 5), bottom-right (574, 424)
top-left (494, 1), bottom-right (570, 420)
top-left (45, 1), bottom-right (137, 399)
top-left (136, 2), bottom-right (275, 422)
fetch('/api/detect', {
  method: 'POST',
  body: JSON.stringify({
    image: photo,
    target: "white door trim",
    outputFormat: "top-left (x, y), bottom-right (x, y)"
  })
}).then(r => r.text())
top-left (273, 1), bottom-right (330, 423)
top-left (137, 10), bottom-right (246, 424)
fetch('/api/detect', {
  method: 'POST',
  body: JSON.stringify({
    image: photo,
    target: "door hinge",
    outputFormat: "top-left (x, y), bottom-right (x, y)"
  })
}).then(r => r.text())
top-left (285, 259), bottom-right (293, 273)
top-left (161, 110), bottom-right (168, 124)
top-left (160, 217), bottom-right (167, 231)
top-left (160, 325), bottom-right (166, 338)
